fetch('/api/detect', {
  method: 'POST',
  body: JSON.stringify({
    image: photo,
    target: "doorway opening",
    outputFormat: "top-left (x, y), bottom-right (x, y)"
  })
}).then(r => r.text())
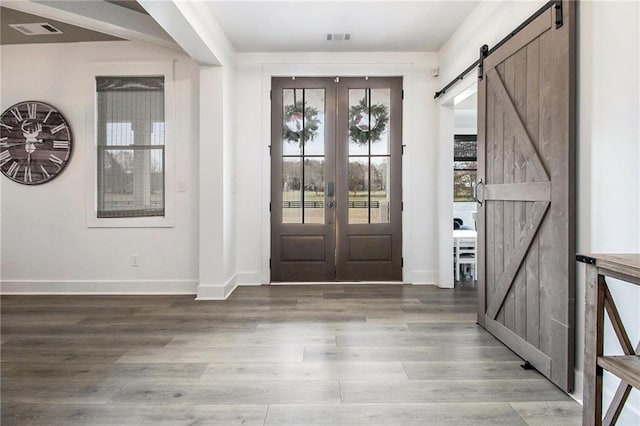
top-left (453, 91), bottom-right (478, 286)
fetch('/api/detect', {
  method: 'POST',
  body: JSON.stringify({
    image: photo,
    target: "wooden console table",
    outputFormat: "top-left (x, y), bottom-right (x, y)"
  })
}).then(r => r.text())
top-left (577, 254), bottom-right (640, 426)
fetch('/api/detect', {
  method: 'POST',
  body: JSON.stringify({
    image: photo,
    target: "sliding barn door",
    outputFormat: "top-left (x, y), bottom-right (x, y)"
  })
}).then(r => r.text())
top-left (477, 0), bottom-right (575, 392)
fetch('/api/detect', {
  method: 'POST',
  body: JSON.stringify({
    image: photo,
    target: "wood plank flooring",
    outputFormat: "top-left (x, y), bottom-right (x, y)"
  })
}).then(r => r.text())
top-left (1, 284), bottom-right (581, 425)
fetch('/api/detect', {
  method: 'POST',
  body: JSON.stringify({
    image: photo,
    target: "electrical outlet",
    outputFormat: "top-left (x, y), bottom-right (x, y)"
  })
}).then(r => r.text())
top-left (131, 254), bottom-right (139, 267)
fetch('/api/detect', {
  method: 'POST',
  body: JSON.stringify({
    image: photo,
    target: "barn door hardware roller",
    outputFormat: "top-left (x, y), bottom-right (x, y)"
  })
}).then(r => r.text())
top-left (554, 0), bottom-right (563, 29)
top-left (521, 360), bottom-right (535, 370)
top-left (477, 45), bottom-right (489, 81)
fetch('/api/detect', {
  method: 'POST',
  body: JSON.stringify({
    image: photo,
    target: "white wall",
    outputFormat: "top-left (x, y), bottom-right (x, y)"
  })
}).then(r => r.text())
top-left (0, 41), bottom-right (201, 294)
top-left (223, 66), bottom-right (237, 286)
top-left (196, 64), bottom-right (238, 299)
top-left (147, 0), bottom-right (240, 299)
top-left (438, 0), bottom-right (640, 421)
top-left (234, 52), bottom-right (441, 285)
top-left (438, 0), bottom-right (545, 87)
top-left (454, 109), bottom-right (477, 131)
top-left (580, 1), bottom-right (640, 421)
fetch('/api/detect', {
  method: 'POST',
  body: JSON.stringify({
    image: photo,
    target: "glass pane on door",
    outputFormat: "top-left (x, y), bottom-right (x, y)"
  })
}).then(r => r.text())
top-left (348, 89), bottom-right (369, 156)
top-left (348, 157), bottom-right (368, 224)
top-left (370, 88), bottom-right (390, 155)
top-left (282, 89), bottom-right (302, 156)
top-left (304, 158), bottom-right (324, 224)
top-left (281, 87), bottom-right (326, 224)
top-left (370, 157), bottom-right (390, 223)
top-left (347, 87), bottom-right (392, 224)
top-left (303, 89), bottom-right (325, 156)
top-left (282, 157), bottom-right (302, 223)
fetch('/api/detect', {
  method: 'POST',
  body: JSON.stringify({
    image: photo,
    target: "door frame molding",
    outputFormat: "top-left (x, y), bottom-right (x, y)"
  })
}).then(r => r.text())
top-left (259, 62), bottom-right (416, 285)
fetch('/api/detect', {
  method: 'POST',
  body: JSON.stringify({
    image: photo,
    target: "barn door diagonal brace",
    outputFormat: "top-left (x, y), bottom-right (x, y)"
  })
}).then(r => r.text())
top-left (486, 201), bottom-right (550, 319)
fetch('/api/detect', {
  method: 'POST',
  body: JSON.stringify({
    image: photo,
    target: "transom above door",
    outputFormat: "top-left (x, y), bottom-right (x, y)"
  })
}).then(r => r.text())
top-left (270, 77), bottom-right (403, 282)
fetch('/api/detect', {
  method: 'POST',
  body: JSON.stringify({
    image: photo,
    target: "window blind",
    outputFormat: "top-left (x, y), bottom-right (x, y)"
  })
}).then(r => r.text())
top-left (96, 76), bottom-right (165, 218)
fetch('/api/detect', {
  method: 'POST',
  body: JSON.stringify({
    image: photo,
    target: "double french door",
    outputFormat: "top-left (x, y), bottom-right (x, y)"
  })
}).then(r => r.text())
top-left (271, 77), bottom-right (402, 282)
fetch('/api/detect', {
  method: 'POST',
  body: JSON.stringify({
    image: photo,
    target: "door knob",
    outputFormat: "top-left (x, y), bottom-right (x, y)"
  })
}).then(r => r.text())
top-left (327, 201), bottom-right (335, 208)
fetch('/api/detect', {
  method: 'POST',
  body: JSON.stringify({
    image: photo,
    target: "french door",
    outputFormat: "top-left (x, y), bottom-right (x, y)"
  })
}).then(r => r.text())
top-left (270, 77), bottom-right (402, 282)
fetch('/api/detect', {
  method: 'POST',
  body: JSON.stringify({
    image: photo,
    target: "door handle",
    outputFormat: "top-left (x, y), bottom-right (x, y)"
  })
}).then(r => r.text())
top-left (327, 200), bottom-right (335, 208)
top-left (327, 182), bottom-right (334, 197)
top-left (473, 179), bottom-right (485, 206)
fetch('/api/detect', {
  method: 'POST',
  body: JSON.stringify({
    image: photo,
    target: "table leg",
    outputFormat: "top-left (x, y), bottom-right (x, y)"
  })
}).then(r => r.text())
top-left (583, 265), bottom-right (605, 425)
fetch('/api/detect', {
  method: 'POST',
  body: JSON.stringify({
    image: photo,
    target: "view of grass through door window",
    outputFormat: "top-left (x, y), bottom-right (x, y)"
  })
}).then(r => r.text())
top-left (348, 88), bottom-right (391, 223)
top-left (281, 88), bottom-right (325, 224)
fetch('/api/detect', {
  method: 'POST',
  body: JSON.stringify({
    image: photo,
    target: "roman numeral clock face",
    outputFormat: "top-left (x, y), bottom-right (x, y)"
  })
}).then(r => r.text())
top-left (0, 101), bottom-right (72, 185)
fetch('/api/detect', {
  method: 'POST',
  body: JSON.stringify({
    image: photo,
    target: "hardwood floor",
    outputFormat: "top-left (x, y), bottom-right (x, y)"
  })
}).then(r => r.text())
top-left (1, 284), bottom-right (581, 425)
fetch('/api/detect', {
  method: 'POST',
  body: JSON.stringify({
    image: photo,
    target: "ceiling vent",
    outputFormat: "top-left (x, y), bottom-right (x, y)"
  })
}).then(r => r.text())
top-left (9, 23), bottom-right (64, 36)
top-left (326, 33), bottom-right (351, 41)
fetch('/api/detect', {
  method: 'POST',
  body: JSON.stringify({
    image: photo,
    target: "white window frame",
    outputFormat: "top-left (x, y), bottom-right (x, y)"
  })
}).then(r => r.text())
top-left (85, 60), bottom-right (175, 228)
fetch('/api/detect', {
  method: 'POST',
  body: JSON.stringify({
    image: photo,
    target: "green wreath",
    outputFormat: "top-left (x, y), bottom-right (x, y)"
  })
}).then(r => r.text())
top-left (283, 101), bottom-right (321, 146)
top-left (349, 97), bottom-right (389, 146)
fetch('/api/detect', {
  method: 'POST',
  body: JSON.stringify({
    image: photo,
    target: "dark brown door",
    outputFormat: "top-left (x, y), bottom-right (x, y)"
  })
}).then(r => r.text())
top-left (271, 77), bottom-right (336, 281)
top-left (336, 77), bottom-right (403, 281)
top-left (271, 77), bottom-right (402, 282)
top-left (476, 1), bottom-right (575, 392)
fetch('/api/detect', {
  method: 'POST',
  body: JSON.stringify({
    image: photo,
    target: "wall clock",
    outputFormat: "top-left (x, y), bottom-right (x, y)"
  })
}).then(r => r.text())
top-left (0, 101), bottom-right (72, 185)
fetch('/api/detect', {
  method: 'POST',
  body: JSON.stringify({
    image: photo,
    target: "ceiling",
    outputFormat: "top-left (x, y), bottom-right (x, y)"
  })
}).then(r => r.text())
top-left (455, 92), bottom-right (477, 111)
top-left (1, 1), bottom-right (480, 53)
top-left (104, 0), bottom-right (148, 15)
top-left (207, 1), bottom-right (480, 52)
top-left (0, 6), bottom-right (123, 45)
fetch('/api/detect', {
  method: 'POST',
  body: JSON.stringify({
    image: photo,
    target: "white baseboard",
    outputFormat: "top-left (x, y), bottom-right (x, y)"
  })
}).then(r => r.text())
top-left (404, 270), bottom-right (438, 286)
top-left (0, 279), bottom-right (198, 295)
top-left (195, 274), bottom-right (238, 300)
top-left (571, 369), bottom-right (584, 404)
top-left (237, 271), bottom-right (264, 285)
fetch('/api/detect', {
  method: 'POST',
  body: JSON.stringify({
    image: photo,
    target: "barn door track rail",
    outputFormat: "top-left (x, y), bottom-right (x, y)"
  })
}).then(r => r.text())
top-left (434, 0), bottom-right (563, 99)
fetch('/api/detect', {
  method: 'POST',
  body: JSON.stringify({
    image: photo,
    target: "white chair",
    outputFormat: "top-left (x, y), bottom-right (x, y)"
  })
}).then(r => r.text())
top-left (454, 237), bottom-right (476, 281)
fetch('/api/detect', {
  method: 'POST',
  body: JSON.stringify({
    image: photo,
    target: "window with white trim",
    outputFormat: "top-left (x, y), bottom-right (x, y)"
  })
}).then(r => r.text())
top-left (96, 76), bottom-right (165, 218)
top-left (453, 134), bottom-right (477, 202)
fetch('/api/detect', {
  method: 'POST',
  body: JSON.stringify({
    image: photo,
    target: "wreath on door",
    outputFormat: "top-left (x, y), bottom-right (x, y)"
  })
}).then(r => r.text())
top-left (283, 101), bottom-right (321, 147)
top-left (349, 97), bottom-right (389, 146)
